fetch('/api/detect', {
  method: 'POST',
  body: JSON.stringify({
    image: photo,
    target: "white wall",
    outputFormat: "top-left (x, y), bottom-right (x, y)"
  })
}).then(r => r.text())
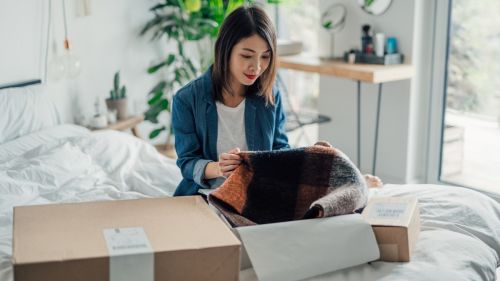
top-left (408, 0), bottom-right (438, 183)
top-left (0, 0), bottom-right (169, 141)
top-left (0, 1), bottom-right (46, 84)
top-left (316, 0), bottom-right (416, 183)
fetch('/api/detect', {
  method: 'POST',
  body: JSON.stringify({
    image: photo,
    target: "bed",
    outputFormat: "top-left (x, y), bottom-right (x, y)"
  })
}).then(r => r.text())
top-left (0, 83), bottom-right (499, 281)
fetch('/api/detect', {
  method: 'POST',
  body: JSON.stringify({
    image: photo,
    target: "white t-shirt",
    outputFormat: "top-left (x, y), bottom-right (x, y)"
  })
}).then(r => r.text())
top-left (216, 99), bottom-right (248, 156)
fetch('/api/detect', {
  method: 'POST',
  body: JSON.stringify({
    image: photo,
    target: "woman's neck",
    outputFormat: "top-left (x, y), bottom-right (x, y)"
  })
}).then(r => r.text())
top-left (222, 91), bottom-right (245, 107)
top-left (222, 79), bottom-right (245, 107)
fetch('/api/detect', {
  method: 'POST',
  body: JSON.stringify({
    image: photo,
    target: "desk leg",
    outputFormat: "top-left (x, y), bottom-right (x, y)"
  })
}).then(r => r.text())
top-left (372, 84), bottom-right (383, 175)
top-left (357, 80), bottom-right (361, 168)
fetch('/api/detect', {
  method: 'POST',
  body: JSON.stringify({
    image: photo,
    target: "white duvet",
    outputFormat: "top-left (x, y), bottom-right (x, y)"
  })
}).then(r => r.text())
top-left (0, 125), bottom-right (182, 281)
top-left (0, 125), bottom-right (499, 281)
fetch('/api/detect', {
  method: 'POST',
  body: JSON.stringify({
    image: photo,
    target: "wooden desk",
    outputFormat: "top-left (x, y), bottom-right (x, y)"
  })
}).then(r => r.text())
top-left (278, 55), bottom-right (414, 83)
top-left (278, 54), bottom-right (415, 175)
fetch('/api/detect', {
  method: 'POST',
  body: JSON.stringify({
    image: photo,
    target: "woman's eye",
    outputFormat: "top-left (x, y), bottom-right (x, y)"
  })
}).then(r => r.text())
top-left (241, 55), bottom-right (252, 59)
top-left (262, 56), bottom-right (270, 59)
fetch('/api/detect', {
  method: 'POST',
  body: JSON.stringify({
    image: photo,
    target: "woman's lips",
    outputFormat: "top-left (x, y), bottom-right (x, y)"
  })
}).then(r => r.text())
top-left (244, 74), bottom-right (257, 80)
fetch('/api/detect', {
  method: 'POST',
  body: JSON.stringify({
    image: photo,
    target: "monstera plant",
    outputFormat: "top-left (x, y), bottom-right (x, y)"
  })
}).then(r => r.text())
top-left (141, 0), bottom-right (248, 146)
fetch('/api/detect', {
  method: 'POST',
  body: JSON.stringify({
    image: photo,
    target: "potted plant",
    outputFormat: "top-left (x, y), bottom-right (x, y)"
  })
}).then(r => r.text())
top-left (141, 0), bottom-right (248, 147)
top-left (106, 71), bottom-right (128, 120)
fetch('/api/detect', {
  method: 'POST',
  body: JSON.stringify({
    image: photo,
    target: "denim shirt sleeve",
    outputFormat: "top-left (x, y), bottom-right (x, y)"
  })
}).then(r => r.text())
top-left (193, 159), bottom-right (212, 188)
top-left (172, 93), bottom-right (211, 187)
top-left (272, 87), bottom-right (291, 150)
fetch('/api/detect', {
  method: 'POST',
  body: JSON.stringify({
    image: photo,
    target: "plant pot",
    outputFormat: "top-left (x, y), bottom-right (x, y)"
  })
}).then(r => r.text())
top-left (106, 98), bottom-right (128, 120)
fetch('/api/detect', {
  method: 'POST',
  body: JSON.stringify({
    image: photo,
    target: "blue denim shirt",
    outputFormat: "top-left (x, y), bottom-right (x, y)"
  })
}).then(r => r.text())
top-left (172, 68), bottom-right (290, 196)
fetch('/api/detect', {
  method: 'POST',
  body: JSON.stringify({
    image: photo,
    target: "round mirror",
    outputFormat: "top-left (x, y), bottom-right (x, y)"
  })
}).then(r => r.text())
top-left (320, 4), bottom-right (347, 58)
top-left (358, 0), bottom-right (392, 16)
top-left (321, 4), bottom-right (347, 33)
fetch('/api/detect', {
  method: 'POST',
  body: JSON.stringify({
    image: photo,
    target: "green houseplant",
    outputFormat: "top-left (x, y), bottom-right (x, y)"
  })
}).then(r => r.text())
top-left (141, 0), bottom-right (248, 147)
top-left (106, 71), bottom-right (128, 120)
top-left (141, 0), bottom-right (293, 150)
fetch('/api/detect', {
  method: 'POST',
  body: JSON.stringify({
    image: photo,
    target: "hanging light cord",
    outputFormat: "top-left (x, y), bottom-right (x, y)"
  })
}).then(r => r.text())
top-left (62, 0), bottom-right (70, 50)
top-left (43, 0), bottom-right (52, 82)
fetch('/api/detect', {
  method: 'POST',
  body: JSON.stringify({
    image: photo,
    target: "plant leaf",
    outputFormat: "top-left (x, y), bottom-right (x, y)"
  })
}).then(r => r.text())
top-left (149, 126), bottom-right (166, 139)
top-left (147, 61), bottom-right (167, 74)
top-left (114, 72), bottom-right (120, 91)
top-left (185, 58), bottom-right (197, 77)
top-left (148, 91), bottom-right (163, 105)
top-left (149, 3), bottom-right (169, 11)
top-left (120, 86), bottom-right (126, 98)
top-left (166, 54), bottom-right (176, 66)
top-left (140, 17), bottom-right (162, 36)
top-left (144, 99), bottom-right (170, 123)
top-left (149, 80), bottom-right (167, 95)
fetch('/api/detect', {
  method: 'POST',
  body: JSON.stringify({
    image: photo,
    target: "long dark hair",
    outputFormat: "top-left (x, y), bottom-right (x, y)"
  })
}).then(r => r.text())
top-left (212, 5), bottom-right (277, 105)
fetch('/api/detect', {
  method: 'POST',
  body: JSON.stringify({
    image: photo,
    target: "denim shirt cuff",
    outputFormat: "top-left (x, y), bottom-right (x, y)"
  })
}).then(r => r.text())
top-left (193, 159), bottom-right (213, 188)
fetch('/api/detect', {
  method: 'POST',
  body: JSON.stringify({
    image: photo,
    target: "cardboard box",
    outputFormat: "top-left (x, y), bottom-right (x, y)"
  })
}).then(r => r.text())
top-left (208, 204), bottom-right (380, 281)
top-left (362, 196), bottom-right (421, 262)
top-left (12, 196), bottom-right (241, 281)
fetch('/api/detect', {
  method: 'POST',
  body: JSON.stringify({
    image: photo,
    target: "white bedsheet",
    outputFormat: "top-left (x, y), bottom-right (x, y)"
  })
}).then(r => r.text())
top-left (0, 126), bottom-right (499, 281)
top-left (0, 125), bottom-right (182, 281)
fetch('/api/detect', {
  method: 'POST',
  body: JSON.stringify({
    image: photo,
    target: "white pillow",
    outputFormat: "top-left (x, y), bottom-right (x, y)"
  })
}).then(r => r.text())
top-left (0, 124), bottom-right (89, 162)
top-left (0, 83), bottom-right (60, 144)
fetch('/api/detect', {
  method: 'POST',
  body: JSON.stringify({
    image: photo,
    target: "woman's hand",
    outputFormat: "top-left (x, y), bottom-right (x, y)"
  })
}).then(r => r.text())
top-left (218, 147), bottom-right (242, 178)
top-left (364, 174), bottom-right (383, 188)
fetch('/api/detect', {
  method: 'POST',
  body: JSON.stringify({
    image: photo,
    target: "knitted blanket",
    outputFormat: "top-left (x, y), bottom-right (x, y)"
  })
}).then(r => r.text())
top-left (208, 145), bottom-right (368, 227)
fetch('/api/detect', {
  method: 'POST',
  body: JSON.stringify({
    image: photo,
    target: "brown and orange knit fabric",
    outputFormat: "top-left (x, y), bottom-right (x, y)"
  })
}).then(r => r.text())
top-left (208, 144), bottom-right (368, 227)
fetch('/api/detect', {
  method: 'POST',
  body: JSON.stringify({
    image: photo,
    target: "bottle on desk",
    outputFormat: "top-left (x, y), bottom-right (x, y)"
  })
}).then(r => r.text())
top-left (375, 33), bottom-right (385, 57)
top-left (386, 37), bottom-right (398, 54)
top-left (361, 24), bottom-right (374, 54)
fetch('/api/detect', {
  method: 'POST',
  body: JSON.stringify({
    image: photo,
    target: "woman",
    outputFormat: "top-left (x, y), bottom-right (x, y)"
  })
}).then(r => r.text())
top-left (172, 5), bottom-right (289, 196)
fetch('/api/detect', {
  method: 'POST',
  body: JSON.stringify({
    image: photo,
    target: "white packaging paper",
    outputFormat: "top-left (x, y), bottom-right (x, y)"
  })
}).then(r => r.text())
top-left (236, 214), bottom-right (379, 281)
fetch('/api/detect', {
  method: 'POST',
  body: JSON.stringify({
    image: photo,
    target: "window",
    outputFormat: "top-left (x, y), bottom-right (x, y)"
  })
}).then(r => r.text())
top-left (268, 0), bottom-right (321, 146)
top-left (439, 0), bottom-right (500, 193)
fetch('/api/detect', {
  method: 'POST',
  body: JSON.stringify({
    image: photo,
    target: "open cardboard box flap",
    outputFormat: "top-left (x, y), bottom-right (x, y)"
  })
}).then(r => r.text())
top-left (211, 207), bottom-right (380, 281)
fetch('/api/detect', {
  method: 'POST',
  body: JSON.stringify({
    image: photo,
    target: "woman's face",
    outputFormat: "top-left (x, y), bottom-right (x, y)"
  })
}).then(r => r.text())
top-left (229, 34), bottom-right (271, 91)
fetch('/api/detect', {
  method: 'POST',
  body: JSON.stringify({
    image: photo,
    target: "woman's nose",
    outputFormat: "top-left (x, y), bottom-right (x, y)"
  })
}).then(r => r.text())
top-left (249, 58), bottom-right (262, 73)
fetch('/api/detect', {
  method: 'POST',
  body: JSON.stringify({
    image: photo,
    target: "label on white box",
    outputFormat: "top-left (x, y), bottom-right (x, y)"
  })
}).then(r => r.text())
top-left (103, 227), bottom-right (154, 281)
top-left (369, 203), bottom-right (408, 220)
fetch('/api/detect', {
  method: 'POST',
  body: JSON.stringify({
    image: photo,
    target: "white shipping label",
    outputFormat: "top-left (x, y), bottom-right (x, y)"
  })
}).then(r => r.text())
top-left (369, 203), bottom-right (408, 220)
top-left (103, 227), bottom-right (154, 281)
top-left (103, 227), bottom-right (153, 255)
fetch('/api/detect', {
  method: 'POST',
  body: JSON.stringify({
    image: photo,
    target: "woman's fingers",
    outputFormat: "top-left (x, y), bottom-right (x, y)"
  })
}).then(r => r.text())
top-left (220, 159), bottom-right (241, 166)
top-left (219, 164), bottom-right (239, 173)
top-left (364, 174), bottom-right (383, 188)
top-left (220, 152), bottom-right (241, 161)
top-left (218, 147), bottom-right (243, 178)
top-left (219, 147), bottom-right (242, 162)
